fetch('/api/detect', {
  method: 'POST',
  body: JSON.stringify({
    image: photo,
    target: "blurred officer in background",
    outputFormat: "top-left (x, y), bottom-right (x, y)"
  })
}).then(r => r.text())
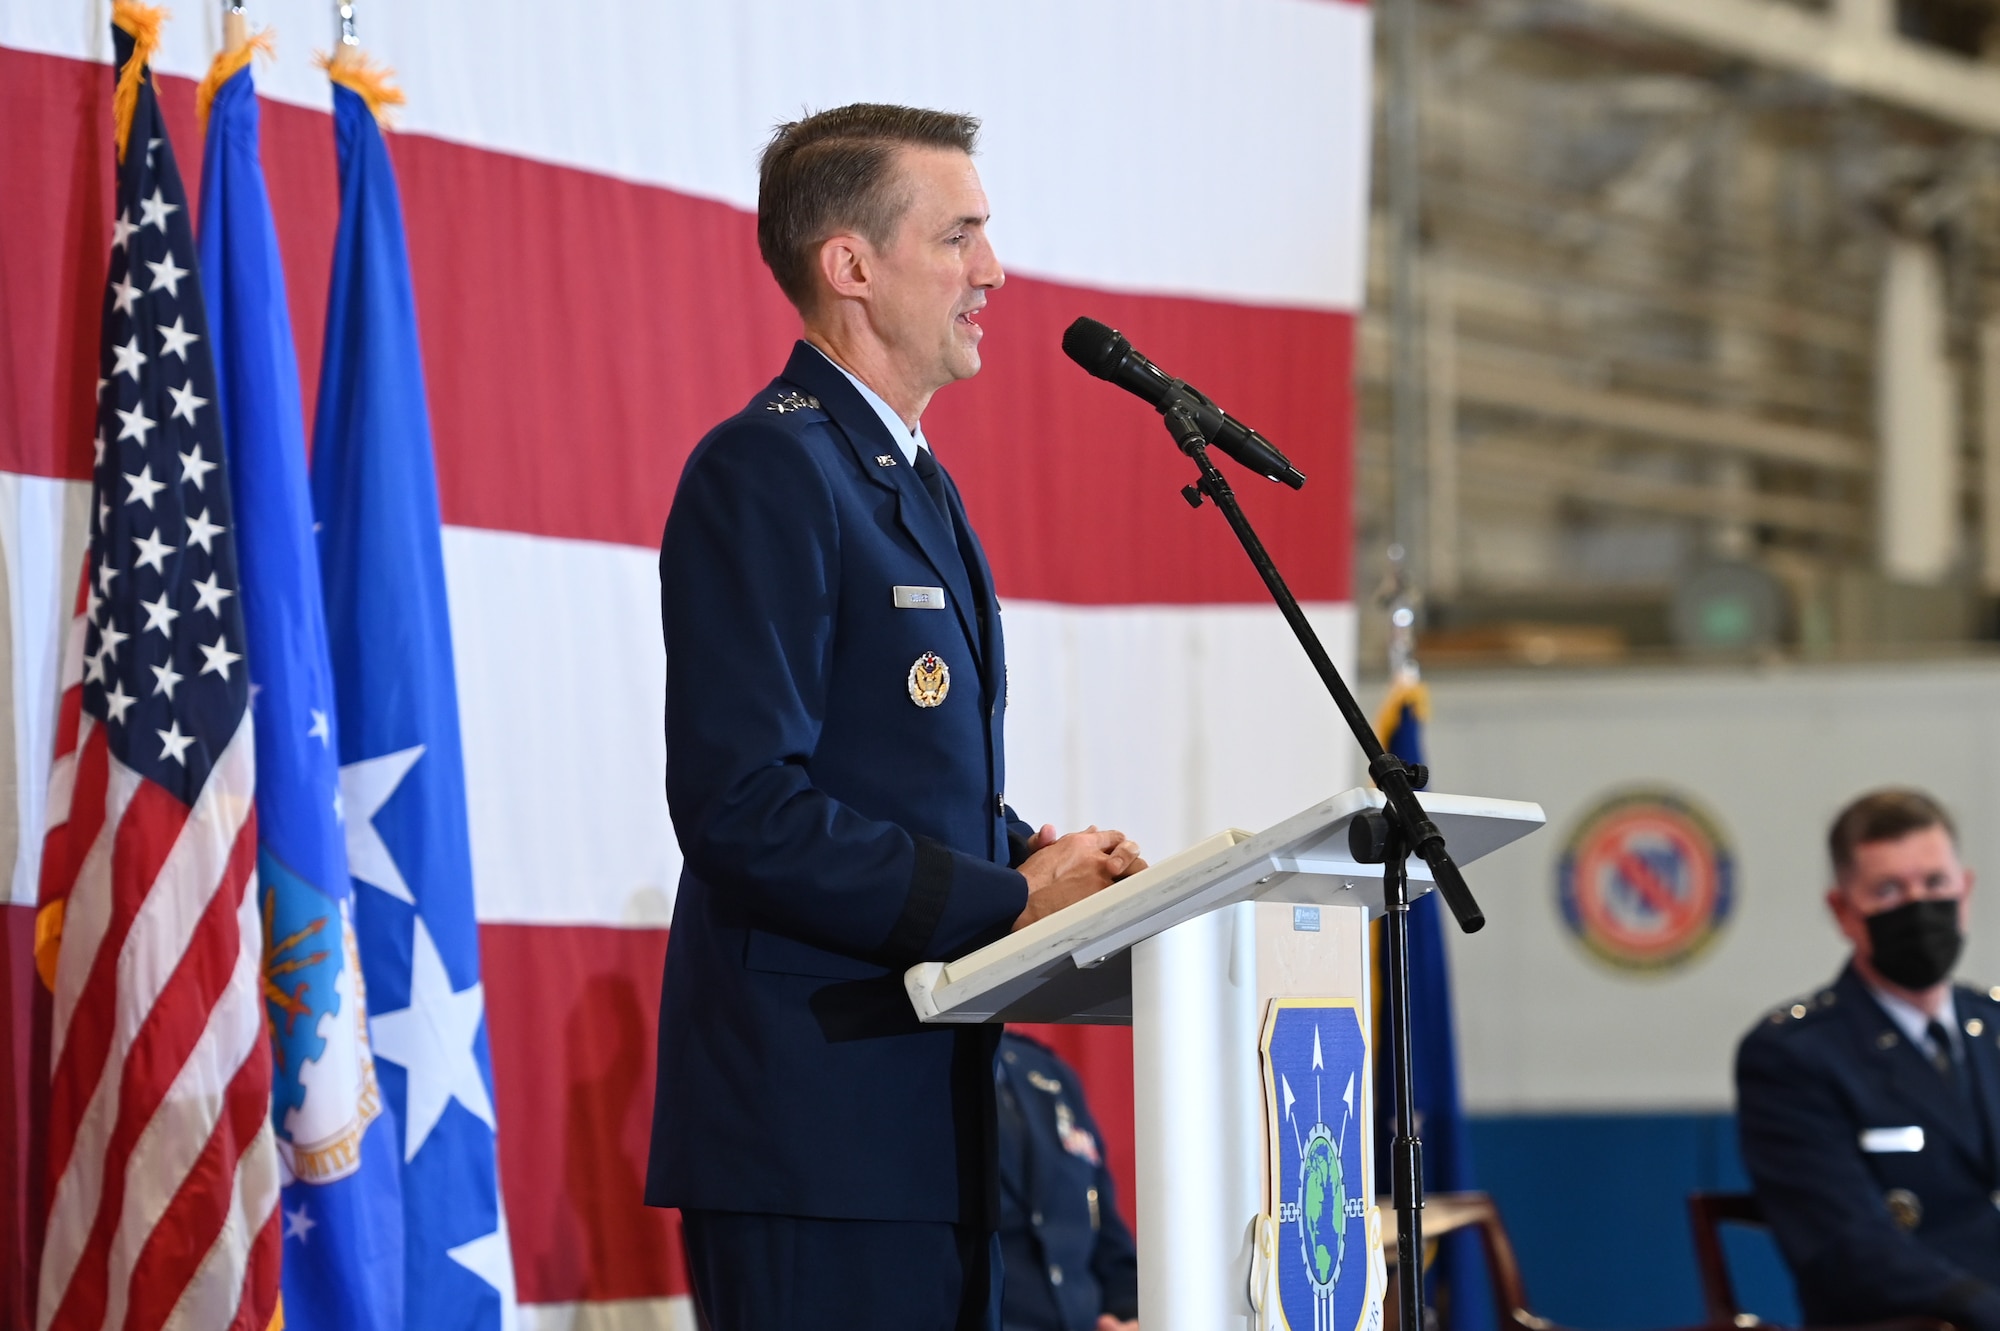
top-left (996, 1032), bottom-right (1138, 1331)
top-left (1737, 788), bottom-right (2000, 1331)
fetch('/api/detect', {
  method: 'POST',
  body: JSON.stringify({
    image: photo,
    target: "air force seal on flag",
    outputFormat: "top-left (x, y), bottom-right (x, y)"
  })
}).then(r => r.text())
top-left (262, 850), bottom-right (383, 1184)
top-left (1261, 999), bottom-right (1382, 1331)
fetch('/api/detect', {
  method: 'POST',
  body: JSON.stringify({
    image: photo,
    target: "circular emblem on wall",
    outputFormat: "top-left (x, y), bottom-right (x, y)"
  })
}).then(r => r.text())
top-left (1557, 788), bottom-right (1735, 972)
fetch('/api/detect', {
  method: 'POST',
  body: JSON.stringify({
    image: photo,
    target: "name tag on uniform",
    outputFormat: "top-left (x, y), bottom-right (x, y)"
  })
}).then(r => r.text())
top-left (893, 585), bottom-right (946, 610)
top-left (1861, 1126), bottom-right (1925, 1154)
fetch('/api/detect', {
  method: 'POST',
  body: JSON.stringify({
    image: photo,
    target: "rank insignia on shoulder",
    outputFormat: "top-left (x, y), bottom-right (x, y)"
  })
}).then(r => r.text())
top-left (1027, 1070), bottom-right (1063, 1095)
top-left (908, 652), bottom-right (950, 708)
top-left (875, 454), bottom-right (897, 467)
top-left (766, 390), bottom-right (820, 414)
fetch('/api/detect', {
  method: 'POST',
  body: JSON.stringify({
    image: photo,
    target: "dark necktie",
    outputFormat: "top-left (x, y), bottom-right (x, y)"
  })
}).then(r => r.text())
top-left (911, 443), bottom-right (951, 520)
top-left (1927, 1019), bottom-right (1959, 1089)
top-left (909, 444), bottom-right (989, 657)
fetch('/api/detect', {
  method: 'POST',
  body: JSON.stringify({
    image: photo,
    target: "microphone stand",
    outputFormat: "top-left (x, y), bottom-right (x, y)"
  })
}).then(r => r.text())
top-left (1155, 392), bottom-right (1486, 1331)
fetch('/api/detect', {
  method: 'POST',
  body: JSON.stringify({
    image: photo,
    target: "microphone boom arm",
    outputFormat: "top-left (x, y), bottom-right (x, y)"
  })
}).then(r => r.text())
top-left (1156, 390), bottom-right (1485, 935)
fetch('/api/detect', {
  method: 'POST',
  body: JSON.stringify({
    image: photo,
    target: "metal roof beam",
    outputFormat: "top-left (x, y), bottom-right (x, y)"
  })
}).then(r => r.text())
top-left (1574, 0), bottom-right (2000, 135)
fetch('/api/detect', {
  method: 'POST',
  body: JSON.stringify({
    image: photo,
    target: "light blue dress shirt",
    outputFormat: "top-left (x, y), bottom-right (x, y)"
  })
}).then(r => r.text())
top-left (1869, 980), bottom-right (1962, 1063)
top-left (807, 342), bottom-right (928, 465)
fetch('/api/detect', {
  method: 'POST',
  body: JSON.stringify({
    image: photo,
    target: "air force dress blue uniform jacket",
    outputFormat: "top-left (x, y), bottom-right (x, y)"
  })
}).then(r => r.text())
top-left (647, 342), bottom-right (1038, 1228)
top-left (1736, 964), bottom-right (2000, 1329)
top-left (995, 1034), bottom-right (1138, 1331)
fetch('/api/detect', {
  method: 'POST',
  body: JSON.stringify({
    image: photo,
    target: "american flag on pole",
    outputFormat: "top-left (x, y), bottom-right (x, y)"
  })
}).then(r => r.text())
top-left (31, 7), bottom-right (282, 1329)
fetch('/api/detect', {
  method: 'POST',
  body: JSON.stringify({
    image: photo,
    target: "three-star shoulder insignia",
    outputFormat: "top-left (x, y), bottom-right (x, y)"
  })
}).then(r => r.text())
top-left (765, 390), bottom-right (820, 415)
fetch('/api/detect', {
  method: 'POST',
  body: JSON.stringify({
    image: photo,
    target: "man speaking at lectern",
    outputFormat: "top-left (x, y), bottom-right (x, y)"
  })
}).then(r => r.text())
top-left (646, 105), bottom-right (1145, 1331)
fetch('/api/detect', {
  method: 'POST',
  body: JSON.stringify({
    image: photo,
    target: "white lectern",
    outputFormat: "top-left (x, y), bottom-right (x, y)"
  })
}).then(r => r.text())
top-left (907, 787), bottom-right (1544, 1331)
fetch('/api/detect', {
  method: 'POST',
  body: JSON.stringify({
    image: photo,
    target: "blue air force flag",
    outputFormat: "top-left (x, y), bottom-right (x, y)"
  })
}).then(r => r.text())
top-left (310, 76), bottom-right (516, 1330)
top-left (1262, 1000), bottom-right (1384, 1331)
top-left (1374, 677), bottom-right (1488, 1331)
top-left (197, 56), bottom-right (406, 1330)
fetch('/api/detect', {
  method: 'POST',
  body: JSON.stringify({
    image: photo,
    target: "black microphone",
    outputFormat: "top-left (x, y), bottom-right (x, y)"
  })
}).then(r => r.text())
top-left (1061, 317), bottom-right (1307, 489)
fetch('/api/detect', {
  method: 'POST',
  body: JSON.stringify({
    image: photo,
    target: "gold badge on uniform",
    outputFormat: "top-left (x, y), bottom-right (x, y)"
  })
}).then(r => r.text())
top-left (1886, 1188), bottom-right (1923, 1231)
top-left (908, 652), bottom-right (950, 708)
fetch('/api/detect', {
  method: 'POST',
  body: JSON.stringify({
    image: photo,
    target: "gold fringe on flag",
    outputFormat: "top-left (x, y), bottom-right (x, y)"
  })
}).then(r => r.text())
top-left (34, 898), bottom-right (65, 992)
top-left (111, 0), bottom-right (168, 162)
top-left (1372, 673), bottom-right (1431, 747)
top-left (319, 47), bottom-right (406, 127)
top-left (196, 27), bottom-right (275, 136)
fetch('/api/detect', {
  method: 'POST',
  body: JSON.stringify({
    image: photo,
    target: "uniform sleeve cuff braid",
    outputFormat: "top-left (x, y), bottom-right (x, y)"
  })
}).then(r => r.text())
top-left (867, 835), bottom-right (955, 968)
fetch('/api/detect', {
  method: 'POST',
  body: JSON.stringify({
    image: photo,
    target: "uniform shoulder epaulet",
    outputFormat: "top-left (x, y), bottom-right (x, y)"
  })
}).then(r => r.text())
top-left (1763, 988), bottom-right (1839, 1028)
top-left (998, 1032), bottom-right (1077, 1093)
top-left (760, 388), bottom-right (823, 417)
top-left (1959, 981), bottom-right (2000, 1010)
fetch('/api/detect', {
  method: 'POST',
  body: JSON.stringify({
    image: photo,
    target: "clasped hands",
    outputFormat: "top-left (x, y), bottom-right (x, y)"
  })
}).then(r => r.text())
top-left (1012, 823), bottom-right (1148, 932)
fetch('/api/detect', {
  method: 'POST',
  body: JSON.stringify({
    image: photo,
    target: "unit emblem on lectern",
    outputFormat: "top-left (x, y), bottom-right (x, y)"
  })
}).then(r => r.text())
top-left (1262, 1000), bottom-right (1374, 1331)
top-left (1557, 787), bottom-right (1735, 972)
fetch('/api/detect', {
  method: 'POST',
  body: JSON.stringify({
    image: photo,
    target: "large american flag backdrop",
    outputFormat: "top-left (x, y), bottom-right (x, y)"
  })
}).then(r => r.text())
top-left (0, 2), bottom-right (1369, 1326)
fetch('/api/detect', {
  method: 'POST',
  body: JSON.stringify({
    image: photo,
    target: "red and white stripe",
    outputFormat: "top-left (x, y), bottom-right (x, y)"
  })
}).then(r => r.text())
top-left (34, 595), bottom-right (280, 1329)
top-left (1, 2), bottom-right (1369, 1324)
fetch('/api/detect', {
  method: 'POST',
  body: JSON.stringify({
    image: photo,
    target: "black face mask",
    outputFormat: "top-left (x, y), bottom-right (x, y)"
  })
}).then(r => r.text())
top-left (1865, 898), bottom-right (1965, 991)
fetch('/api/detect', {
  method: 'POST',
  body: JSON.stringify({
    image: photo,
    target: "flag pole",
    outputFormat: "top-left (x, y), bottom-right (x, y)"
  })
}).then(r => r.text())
top-left (222, 0), bottom-right (245, 54)
top-left (332, 0), bottom-right (359, 67)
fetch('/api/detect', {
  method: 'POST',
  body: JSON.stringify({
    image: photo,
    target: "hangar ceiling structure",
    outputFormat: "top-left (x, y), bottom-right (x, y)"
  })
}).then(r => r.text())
top-left (1358, 0), bottom-right (2000, 665)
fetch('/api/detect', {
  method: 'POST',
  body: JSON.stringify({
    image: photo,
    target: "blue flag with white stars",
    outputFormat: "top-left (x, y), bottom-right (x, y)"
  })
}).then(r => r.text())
top-left (310, 79), bottom-right (516, 1329)
top-left (85, 31), bottom-right (250, 808)
top-left (197, 60), bottom-right (406, 1331)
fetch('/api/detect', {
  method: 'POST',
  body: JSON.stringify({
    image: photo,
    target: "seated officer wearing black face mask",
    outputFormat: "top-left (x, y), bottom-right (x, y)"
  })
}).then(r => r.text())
top-left (1738, 789), bottom-right (2000, 1331)
top-left (995, 1033), bottom-right (1138, 1331)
